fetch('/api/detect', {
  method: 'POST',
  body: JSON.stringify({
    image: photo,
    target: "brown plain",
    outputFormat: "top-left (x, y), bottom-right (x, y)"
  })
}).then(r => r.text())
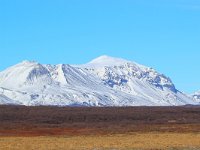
top-left (0, 105), bottom-right (200, 150)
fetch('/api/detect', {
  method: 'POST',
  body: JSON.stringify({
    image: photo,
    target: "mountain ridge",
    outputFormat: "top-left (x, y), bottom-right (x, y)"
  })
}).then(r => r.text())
top-left (0, 56), bottom-right (198, 106)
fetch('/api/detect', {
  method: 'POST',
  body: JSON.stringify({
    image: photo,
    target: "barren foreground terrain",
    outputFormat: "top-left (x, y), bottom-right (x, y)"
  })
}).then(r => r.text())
top-left (0, 133), bottom-right (200, 150)
top-left (0, 105), bottom-right (200, 150)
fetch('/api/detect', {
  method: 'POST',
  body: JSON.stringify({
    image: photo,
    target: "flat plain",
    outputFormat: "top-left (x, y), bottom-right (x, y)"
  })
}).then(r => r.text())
top-left (0, 105), bottom-right (200, 150)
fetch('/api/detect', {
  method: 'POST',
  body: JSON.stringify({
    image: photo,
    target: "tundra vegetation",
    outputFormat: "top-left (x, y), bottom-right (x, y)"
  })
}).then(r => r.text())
top-left (0, 105), bottom-right (200, 150)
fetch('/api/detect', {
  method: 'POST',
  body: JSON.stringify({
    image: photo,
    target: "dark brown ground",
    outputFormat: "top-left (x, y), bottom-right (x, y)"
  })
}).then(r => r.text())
top-left (0, 105), bottom-right (200, 136)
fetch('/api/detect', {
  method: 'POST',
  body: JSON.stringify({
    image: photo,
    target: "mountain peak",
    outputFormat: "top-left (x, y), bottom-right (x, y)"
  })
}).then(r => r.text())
top-left (11, 60), bottom-right (40, 68)
top-left (87, 55), bottom-right (132, 67)
top-left (20, 60), bottom-right (38, 65)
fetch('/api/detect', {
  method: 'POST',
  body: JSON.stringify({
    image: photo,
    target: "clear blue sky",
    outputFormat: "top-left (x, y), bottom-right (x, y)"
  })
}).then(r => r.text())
top-left (0, 0), bottom-right (200, 93)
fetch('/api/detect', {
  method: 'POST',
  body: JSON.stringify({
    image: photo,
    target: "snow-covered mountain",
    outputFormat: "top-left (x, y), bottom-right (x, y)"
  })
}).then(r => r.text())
top-left (0, 56), bottom-right (197, 106)
top-left (191, 91), bottom-right (200, 103)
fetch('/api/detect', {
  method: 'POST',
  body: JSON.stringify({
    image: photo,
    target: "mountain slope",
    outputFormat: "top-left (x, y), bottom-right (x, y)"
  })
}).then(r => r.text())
top-left (79, 55), bottom-right (194, 105)
top-left (0, 94), bottom-right (21, 105)
top-left (0, 56), bottom-right (197, 106)
top-left (0, 61), bottom-right (147, 106)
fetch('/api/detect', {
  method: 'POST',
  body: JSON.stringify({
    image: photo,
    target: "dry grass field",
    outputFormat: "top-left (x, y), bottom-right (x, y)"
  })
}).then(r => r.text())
top-left (0, 133), bottom-right (200, 150)
top-left (0, 105), bottom-right (200, 150)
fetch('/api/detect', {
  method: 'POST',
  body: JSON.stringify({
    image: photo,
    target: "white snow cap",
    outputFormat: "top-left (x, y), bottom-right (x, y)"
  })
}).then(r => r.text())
top-left (84, 55), bottom-right (146, 69)
top-left (89, 55), bottom-right (131, 66)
